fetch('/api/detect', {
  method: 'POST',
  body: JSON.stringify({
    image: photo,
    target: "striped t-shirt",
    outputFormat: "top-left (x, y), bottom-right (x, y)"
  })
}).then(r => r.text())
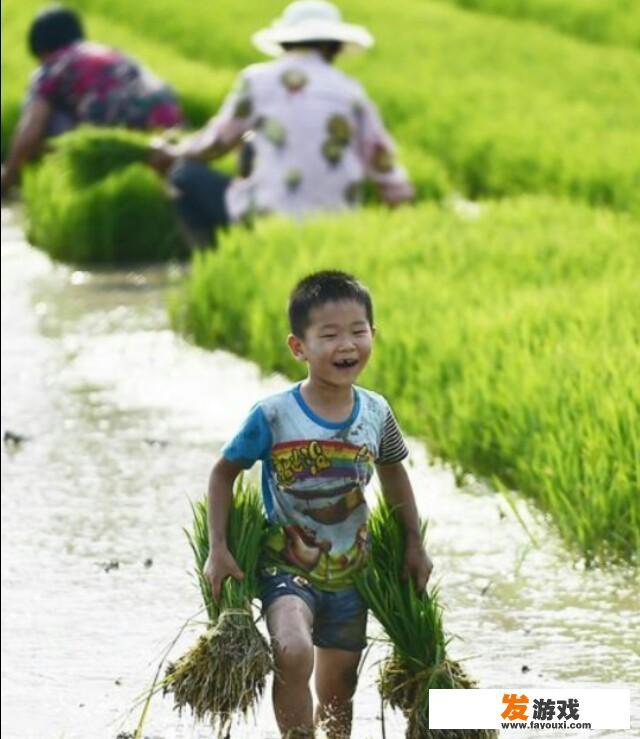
top-left (222, 383), bottom-right (408, 589)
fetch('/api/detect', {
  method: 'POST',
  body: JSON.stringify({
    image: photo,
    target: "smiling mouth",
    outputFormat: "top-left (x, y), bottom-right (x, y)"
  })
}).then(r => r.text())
top-left (333, 359), bottom-right (359, 369)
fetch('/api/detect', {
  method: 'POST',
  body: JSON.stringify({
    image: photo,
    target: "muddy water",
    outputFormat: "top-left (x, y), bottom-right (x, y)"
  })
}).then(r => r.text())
top-left (1, 207), bottom-right (638, 739)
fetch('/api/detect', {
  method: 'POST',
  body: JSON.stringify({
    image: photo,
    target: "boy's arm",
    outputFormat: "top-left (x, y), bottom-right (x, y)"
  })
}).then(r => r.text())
top-left (376, 461), bottom-right (433, 592)
top-left (204, 456), bottom-right (247, 601)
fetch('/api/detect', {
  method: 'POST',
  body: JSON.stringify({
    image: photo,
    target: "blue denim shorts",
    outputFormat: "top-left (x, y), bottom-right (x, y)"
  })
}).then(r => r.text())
top-left (259, 570), bottom-right (368, 652)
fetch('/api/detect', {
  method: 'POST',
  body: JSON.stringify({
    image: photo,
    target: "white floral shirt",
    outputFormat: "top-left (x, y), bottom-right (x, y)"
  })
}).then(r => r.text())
top-left (181, 50), bottom-right (413, 221)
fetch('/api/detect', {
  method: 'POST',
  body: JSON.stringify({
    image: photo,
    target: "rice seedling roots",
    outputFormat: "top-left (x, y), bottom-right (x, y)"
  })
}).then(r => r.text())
top-left (165, 609), bottom-right (272, 729)
top-left (380, 650), bottom-right (498, 738)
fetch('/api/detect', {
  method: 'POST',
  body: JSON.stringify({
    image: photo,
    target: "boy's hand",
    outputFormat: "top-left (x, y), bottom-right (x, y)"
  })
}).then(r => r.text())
top-left (403, 539), bottom-right (433, 593)
top-left (204, 546), bottom-right (245, 601)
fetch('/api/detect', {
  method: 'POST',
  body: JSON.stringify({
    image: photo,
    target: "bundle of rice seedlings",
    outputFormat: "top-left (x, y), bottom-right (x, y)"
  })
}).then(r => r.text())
top-left (355, 497), bottom-right (497, 739)
top-left (22, 127), bottom-right (186, 263)
top-left (49, 126), bottom-right (152, 188)
top-left (164, 481), bottom-right (273, 732)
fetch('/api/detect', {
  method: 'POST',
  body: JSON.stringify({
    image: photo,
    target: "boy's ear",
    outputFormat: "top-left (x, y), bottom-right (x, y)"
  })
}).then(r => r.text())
top-left (371, 325), bottom-right (377, 337)
top-left (287, 333), bottom-right (306, 361)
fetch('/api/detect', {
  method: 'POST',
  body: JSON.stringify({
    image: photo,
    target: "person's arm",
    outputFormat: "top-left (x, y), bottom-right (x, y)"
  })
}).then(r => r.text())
top-left (148, 73), bottom-right (255, 174)
top-left (376, 461), bottom-right (433, 591)
top-left (203, 457), bottom-right (247, 601)
top-left (1, 96), bottom-right (52, 197)
top-left (355, 94), bottom-right (415, 207)
top-left (203, 403), bottom-right (271, 600)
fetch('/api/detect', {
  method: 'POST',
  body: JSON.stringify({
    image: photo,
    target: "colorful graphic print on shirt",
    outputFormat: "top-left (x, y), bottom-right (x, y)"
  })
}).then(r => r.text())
top-left (264, 438), bottom-right (373, 587)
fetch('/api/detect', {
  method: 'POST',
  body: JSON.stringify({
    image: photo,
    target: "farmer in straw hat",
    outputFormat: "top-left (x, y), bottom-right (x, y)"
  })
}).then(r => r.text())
top-left (150, 0), bottom-right (415, 246)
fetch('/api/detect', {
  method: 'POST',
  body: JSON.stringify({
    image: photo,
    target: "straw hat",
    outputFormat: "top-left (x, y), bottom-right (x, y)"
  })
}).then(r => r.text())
top-left (252, 1), bottom-right (374, 57)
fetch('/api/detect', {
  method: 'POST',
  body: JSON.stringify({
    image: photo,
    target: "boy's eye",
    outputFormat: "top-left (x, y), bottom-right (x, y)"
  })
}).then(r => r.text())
top-left (320, 334), bottom-right (337, 339)
top-left (354, 330), bottom-right (367, 335)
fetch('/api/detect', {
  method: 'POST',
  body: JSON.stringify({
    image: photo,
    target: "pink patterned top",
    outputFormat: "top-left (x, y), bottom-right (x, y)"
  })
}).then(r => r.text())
top-left (29, 41), bottom-right (182, 130)
top-left (180, 50), bottom-right (413, 221)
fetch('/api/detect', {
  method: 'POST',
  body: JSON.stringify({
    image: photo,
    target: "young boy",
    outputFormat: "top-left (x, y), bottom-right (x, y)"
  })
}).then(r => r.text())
top-left (204, 271), bottom-right (432, 738)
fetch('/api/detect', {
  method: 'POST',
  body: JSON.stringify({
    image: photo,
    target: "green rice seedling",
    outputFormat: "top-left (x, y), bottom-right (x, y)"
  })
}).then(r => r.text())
top-left (21, 128), bottom-right (187, 263)
top-left (164, 482), bottom-right (273, 731)
top-left (47, 127), bottom-right (152, 188)
top-left (185, 481), bottom-right (267, 623)
top-left (356, 496), bottom-right (496, 739)
top-left (169, 198), bottom-right (640, 565)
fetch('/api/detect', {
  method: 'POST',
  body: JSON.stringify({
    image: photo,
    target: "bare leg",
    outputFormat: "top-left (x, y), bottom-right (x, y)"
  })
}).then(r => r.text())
top-left (314, 647), bottom-right (362, 738)
top-left (266, 595), bottom-right (315, 737)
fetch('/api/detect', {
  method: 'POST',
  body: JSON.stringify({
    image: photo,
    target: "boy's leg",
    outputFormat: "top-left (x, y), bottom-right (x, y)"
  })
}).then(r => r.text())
top-left (314, 647), bottom-right (362, 739)
top-left (266, 594), bottom-right (315, 736)
top-left (312, 586), bottom-right (367, 738)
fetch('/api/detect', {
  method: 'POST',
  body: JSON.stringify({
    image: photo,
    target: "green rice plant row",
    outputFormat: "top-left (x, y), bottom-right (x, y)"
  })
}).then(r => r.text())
top-left (170, 196), bottom-right (640, 565)
top-left (432, 0), bottom-right (640, 50)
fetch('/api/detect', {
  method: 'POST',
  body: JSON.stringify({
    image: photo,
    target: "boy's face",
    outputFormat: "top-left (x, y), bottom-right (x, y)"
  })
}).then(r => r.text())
top-left (288, 300), bottom-right (374, 387)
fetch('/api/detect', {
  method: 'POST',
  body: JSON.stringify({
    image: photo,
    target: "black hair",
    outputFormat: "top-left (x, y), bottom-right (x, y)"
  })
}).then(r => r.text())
top-left (288, 270), bottom-right (374, 337)
top-left (281, 40), bottom-right (343, 61)
top-left (28, 5), bottom-right (84, 57)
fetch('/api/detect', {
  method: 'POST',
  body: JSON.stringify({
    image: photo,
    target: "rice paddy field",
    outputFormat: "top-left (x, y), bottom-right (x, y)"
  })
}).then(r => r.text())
top-left (3, 208), bottom-right (639, 738)
top-left (433, 0), bottom-right (640, 50)
top-left (1, 0), bottom-right (638, 578)
top-left (171, 199), bottom-right (640, 565)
